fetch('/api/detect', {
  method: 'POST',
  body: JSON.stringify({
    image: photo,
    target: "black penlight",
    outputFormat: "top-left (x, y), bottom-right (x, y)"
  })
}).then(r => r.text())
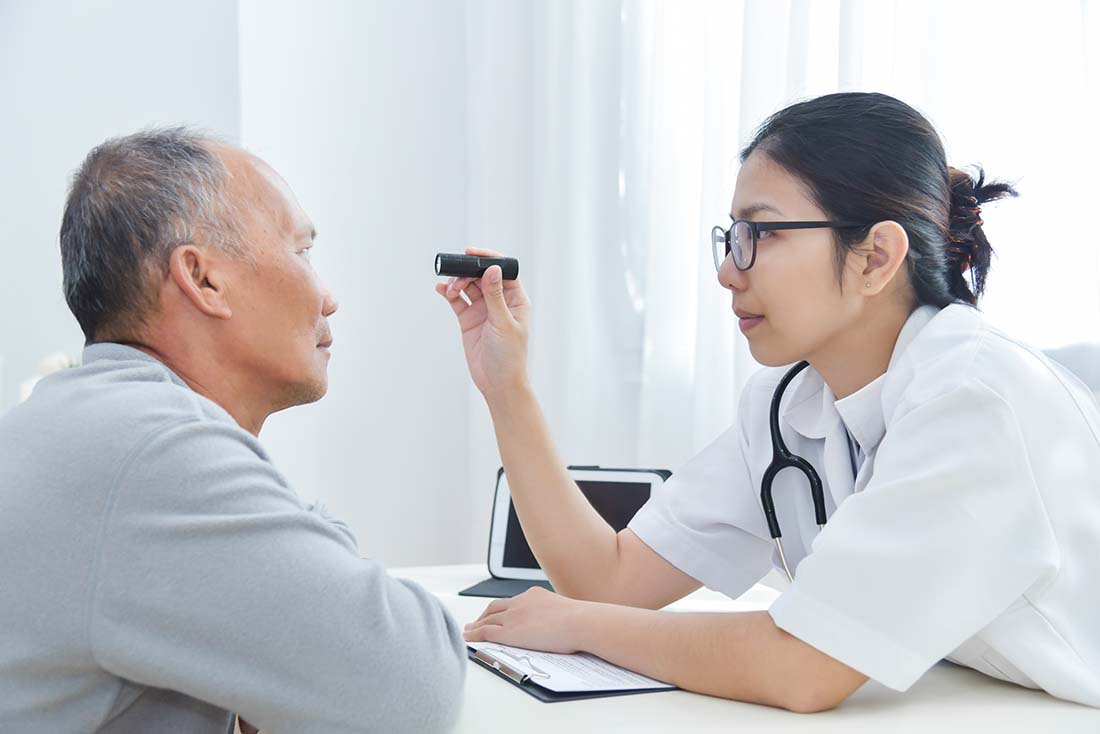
top-left (435, 253), bottom-right (519, 280)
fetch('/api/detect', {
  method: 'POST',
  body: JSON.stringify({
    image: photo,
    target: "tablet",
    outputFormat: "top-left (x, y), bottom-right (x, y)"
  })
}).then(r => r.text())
top-left (487, 466), bottom-right (667, 582)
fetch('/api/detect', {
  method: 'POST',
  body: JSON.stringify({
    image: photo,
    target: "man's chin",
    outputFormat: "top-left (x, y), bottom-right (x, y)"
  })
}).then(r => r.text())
top-left (277, 377), bottom-right (329, 412)
top-left (299, 379), bottom-right (328, 406)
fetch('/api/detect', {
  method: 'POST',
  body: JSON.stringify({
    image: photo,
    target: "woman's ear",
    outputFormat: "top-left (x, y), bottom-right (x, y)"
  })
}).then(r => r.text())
top-left (855, 221), bottom-right (909, 296)
top-left (167, 245), bottom-right (233, 320)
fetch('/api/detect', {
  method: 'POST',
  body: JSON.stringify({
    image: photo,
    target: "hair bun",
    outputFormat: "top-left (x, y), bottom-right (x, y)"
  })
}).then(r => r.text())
top-left (946, 166), bottom-right (1018, 303)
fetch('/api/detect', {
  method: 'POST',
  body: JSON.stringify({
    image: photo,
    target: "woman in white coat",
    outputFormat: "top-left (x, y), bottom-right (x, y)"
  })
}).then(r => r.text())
top-left (437, 92), bottom-right (1100, 711)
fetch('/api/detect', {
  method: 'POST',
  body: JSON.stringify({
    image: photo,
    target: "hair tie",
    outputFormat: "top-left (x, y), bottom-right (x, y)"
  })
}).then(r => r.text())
top-left (968, 194), bottom-right (983, 221)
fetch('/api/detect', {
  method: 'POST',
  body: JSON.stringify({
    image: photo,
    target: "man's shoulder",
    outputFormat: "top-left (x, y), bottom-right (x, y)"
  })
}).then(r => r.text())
top-left (67, 358), bottom-right (226, 426)
top-left (3, 347), bottom-right (246, 466)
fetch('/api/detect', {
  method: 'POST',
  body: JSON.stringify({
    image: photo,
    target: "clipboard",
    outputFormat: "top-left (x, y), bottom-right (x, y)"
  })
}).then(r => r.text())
top-left (467, 647), bottom-right (677, 703)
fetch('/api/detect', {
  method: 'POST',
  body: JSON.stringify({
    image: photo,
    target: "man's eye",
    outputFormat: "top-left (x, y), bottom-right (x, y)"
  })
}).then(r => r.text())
top-left (757, 229), bottom-right (774, 240)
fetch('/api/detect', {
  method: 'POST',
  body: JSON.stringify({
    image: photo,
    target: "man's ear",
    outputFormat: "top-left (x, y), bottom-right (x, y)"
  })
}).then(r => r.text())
top-left (166, 245), bottom-right (233, 320)
top-left (854, 220), bottom-right (909, 296)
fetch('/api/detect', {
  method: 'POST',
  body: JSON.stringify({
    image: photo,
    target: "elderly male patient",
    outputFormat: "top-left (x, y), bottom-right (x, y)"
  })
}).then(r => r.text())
top-left (0, 129), bottom-right (465, 733)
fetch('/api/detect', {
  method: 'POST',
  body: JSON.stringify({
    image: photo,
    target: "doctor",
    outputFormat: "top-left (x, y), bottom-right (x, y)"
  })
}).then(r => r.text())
top-left (437, 92), bottom-right (1100, 712)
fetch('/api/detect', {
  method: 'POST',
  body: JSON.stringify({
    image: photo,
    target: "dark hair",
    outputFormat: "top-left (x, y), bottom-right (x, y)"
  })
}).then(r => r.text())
top-left (741, 92), bottom-right (1017, 307)
top-left (59, 127), bottom-right (243, 342)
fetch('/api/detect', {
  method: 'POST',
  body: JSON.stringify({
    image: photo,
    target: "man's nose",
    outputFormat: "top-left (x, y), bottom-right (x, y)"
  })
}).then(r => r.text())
top-left (322, 289), bottom-right (338, 317)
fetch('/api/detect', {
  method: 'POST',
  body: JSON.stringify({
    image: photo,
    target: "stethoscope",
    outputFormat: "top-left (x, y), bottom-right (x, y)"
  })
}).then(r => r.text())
top-left (760, 360), bottom-right (828, 583)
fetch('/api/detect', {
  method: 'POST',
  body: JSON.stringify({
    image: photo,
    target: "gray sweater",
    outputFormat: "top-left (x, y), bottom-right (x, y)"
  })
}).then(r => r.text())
top-left (0, 344), bottom-right (466, 733)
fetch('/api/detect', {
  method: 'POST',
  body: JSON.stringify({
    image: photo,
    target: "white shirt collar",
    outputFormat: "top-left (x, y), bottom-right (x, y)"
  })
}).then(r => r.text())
top-left (834, 373), bottom-right (885, 455)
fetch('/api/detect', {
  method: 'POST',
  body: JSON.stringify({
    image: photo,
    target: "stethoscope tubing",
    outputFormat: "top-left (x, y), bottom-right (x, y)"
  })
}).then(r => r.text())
top-left (760, 360), bottom-right (828, 582)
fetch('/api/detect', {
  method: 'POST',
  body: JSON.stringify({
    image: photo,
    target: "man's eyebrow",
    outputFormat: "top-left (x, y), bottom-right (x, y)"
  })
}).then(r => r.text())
top-left (731, 203), bottom-right (785, 220)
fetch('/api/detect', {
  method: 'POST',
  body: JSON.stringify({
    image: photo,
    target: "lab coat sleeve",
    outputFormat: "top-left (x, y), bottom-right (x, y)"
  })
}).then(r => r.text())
top-left (768, 378), bottom-right (1058, 692)
top-left (628, 383), bottom-right (775, 599)
top-left (87, 418), bottom-right (466, 734)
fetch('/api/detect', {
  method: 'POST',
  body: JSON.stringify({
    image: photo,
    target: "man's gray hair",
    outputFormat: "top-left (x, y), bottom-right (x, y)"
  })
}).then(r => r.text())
top-left (59, 127), bottom-right (245, 342)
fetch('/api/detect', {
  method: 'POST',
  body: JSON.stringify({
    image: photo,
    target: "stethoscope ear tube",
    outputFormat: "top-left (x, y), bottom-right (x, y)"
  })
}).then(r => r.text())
top-left (792, 455), bottom-right (828, 526)
top-left (760, 462), bottom-right (784, 539)
top-left (760, 455), bottom-right (827, 536)
top-left (762, 362), bottom-right (813, 531)
top-left (760, 360), bottom-right (829, 582)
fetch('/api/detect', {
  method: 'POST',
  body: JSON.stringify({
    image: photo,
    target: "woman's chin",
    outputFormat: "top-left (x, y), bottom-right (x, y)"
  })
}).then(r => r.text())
top-left (746, 341), bottom-right (800, 369)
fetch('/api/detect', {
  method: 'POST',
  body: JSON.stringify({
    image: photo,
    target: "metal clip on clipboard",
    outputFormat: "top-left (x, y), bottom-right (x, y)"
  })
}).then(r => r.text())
top-left (472, 649), bottom-right (530, 685)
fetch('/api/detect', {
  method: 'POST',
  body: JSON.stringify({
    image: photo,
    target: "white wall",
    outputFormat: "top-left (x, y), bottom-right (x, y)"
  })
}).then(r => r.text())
top-left (238, 0), bottom-right (484, 566)
top-left (1, 0), bottom-right (484, 567)
top-left (0, 0), bottom-right (241, 409)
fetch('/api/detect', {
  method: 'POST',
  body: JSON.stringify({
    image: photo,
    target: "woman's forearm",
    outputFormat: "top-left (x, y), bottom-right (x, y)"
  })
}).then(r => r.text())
top-left (573, 604), bottom-right (868, 713)
top-left (485, 385), bottom-right (622, 599)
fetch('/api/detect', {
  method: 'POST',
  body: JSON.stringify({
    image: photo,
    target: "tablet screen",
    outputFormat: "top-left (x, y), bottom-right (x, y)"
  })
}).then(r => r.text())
top-left (501, 480), bottom-right (651, 569)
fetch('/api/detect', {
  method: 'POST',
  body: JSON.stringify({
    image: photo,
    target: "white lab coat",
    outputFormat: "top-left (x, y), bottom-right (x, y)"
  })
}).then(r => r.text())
top-left (629, 303), bottom-right (1100, 706)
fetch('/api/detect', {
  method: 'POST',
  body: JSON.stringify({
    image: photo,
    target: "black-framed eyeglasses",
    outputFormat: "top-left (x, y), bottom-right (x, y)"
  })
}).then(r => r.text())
top-left (710, 219), bottom-right (869, 272)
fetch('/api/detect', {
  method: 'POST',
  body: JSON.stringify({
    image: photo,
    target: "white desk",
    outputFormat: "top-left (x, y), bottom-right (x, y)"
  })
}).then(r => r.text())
top-left (392, 565), bottom-right (1098, 733)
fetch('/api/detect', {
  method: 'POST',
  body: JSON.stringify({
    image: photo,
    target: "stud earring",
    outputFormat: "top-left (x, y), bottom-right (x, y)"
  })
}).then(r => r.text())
top-left (865, 282), bottom-right (872, 288)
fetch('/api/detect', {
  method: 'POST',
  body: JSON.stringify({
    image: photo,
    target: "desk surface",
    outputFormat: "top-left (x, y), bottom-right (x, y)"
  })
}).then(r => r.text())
top-left (392, 565), bottom-right (1098, 734)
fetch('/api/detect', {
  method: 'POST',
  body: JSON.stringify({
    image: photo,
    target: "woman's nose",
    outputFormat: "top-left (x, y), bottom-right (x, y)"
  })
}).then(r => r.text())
top-left (717, 254), bottom-right (746, 292)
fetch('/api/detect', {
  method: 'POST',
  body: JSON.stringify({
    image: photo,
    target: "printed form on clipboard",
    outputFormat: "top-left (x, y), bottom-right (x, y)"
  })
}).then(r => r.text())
top-left (467, 641), bottom-right (675, 703)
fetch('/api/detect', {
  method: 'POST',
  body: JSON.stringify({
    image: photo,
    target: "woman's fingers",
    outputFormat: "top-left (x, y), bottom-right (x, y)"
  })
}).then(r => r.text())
top-left (463, 282), bottom-right (484, 303)
top-left (464, 245), bottom-right (505, 258)
top-left (447, 276), bottom-right (477, 296)
top-left (464, 610), bottom-right (509, 642)
top-left (436, 282), bottom-right (469, 317)
top-left (463, 622), bottom-right (504, 643)
top-left (476, 598), bottom-right (510, 621)
top-left (466, 610), bottom-right (508, 631)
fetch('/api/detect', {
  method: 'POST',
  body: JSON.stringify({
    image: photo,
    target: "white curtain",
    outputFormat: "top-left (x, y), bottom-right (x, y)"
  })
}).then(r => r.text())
top-left (464, 0), bottom-right (1100, 481)
top-left (6, 0), bottom-right (1092, 565)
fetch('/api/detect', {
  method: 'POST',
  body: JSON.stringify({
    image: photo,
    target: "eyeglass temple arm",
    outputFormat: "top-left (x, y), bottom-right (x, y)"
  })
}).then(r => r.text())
top-left (753, 221), bottom-right (865, 232)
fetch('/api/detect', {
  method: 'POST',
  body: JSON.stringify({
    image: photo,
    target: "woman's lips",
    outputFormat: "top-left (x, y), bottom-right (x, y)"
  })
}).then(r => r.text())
top-left (738, 316), bottom-right (763, 333)
top-left (734, 309), bottom-right (764, 334)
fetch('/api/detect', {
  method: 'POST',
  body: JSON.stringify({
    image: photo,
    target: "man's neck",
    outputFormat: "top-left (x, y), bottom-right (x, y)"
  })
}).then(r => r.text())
top-left (110, 339), bottom-right (269, 436)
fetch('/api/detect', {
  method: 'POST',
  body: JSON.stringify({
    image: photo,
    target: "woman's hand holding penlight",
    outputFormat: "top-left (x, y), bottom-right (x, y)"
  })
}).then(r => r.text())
top-left (436, 246), bottom-right (532, 405)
